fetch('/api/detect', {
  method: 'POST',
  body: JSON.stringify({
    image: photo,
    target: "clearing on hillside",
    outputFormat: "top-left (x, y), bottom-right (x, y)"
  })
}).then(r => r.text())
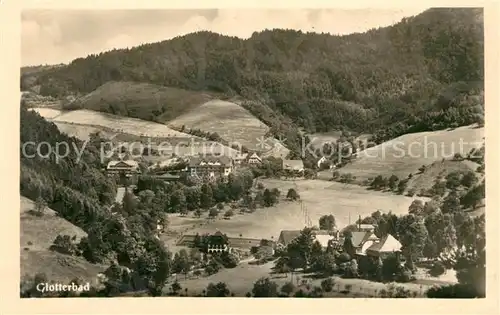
top-left (406, 159), bottom-right (481, 194)
top-left (69, 81), bottom-right (215, 122)
top-left (29, 107), bottom-right (63, 119)
top-left (182, 179), bottom-right (424, 240)
top-left (51, 120), bottom-right (239, 158)
top-left (337, 125), bottom-right (484, 183)
top-left (20, 196), bottom-right (106, 284)
top-left (168, 99), bottom-right (289, 157)
top-left (52, 109), bottom-right (193, 138)
top-left (53, 122), bottom-right (118, 141)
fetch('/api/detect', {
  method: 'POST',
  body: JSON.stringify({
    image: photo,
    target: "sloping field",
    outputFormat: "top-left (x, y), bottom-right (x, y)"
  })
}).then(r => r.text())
top-left (29, 107), bottom-right (63, 119)
top-left (406, 159), bottom-right (480, 193)
top-left (71, 81), bottom-right (214, 122)
top-left (20, 196), bottom-right (106, 284)
top-left (52, 109), bottom-right (193, 138)
top-left (338, 125), bottom-right (484, 182)
top-left (52, 121), bottom-right (239, 158)
top-left (169, 99), bottom-right (289, 157)
top-left (20, 196), bottom-right (87, 250)
top-left (53, 122), bottom-right (117, 141)
top-left (187, 179), bottom-right (423, 240)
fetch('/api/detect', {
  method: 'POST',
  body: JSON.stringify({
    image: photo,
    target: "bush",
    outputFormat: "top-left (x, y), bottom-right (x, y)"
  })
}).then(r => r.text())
top-left (336, 252), bottom-right (351, 264)
top-left (206, 282), bottom-right (230, 297)
top-left (429, 261), bottom-right (446, 277)
top-left (397, 270), bottom-right (414, 283)
top-left (252, 277), bottom-right (278, 297)
top-left (224, 209), bottom-right (234, 218)
top-left (320, 277), bottom-right (335, 292)
top-left (280, 282), bottom-right (295, 296)
top-left (49, 234), bottom-right (79, 256)
top-left (426, 284), bottom-right (481, 298)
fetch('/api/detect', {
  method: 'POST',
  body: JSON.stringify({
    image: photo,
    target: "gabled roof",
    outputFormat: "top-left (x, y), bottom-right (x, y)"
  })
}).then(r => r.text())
top-left (248, 152), bottom-right (262, 161)
top-left (350, 231), bottom-right (379, 248)
top-left (107, 160), bottom-right (138, 169)
top-left (314, 234), bottom-right (335, 248)
top-left (366, 234), bottom-right (402, 255)
top-left (278, 230), bottom-right (301, 246)
top-left (188, 156), bottom-right (232, 167)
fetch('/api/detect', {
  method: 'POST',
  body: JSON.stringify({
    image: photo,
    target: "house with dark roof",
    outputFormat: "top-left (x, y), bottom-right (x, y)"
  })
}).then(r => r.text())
top-left (188, 155), bottom-right (233, 178)
top-left (343, 230), bottom-right (380, 257)
top-left (277, 230), bottom-right (302, 247)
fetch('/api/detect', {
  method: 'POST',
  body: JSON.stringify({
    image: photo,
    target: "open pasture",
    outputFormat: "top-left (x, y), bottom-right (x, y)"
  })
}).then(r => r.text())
top-left (29, 107), bottom-right (63, 119)
top-left (338, 125), bottom-right (484, 183)
top-left (185, 179), bottom-right (424, 240)
top-left (169, 99), bottom-right (289, 157)
top-left (52, 109), bottom-right (193, 138)
top-left (20, 197), bottom-right (106, 284)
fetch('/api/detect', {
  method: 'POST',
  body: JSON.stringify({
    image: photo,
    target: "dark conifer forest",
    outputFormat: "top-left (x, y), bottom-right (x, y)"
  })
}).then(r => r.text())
top-left (21, 8), bottom-right (484, 144)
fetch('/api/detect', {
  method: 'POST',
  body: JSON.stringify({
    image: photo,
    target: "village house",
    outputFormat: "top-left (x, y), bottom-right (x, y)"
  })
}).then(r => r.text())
top-left (342, 221), bottom-right (402, 259)
top-left (282, 159), bottom-right (305, 173)
top-left (232, 153), bottom-right (248, 166)
top-left (247, 152), bottom-right (262, 165)
top-left (312, 230), bottom-right (340, 249)
top-left (277, 230), bottom-right (302, 248)
top-left (364, 234), bottom-right (402, 258)
top-left (106, 160), bottom-right (139, 176)
top-left (188, 155), bottom-right (233, 178)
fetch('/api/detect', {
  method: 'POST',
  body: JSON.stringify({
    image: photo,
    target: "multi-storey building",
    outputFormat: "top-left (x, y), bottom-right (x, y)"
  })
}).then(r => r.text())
top-left (188, 156), bottom-right (233, 178)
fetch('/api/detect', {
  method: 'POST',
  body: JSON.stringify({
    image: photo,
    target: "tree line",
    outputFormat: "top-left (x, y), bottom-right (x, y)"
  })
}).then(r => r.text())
top-left (22, 9), bottom-right (484, 157)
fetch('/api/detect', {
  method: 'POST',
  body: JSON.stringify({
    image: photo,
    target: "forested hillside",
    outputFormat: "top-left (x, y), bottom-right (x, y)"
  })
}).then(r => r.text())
top-left (22, 8), bottom-right (484, 145)
top-left (20, 106), bottom-right (173, 295)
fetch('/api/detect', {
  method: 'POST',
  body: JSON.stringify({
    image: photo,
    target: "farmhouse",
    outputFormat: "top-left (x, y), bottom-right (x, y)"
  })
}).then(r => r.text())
top-left (106, 160), bottom-right (139, 176)
top-left (188, 155), bottom-right (233, 178)
top-left (343, 230), bottom-right (380, 257)
top-left (247, 152), bottom-right (262, 165)
top-left (313, 230), bottom-right (340, 249)
top-left (364, 234), bottom-right (402, 258)
top-left (282, 159), bottom-right (305, 173)
top-left (277, 230), bottom-right (301, 247)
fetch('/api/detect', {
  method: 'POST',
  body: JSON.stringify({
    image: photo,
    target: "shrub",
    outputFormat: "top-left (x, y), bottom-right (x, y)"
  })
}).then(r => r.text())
top-left (320, 277), bottom-right (334, 292)
top-left (224, 209), bottom-right (234, 218)
top-left (280, 282), bottom-right (295, 296)
top-left (428, 261), bottom-right (446, 277)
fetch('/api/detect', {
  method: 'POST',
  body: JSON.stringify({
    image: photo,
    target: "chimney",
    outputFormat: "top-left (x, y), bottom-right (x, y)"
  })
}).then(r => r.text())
top-left (358, 215), bottom-right (361, 230)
